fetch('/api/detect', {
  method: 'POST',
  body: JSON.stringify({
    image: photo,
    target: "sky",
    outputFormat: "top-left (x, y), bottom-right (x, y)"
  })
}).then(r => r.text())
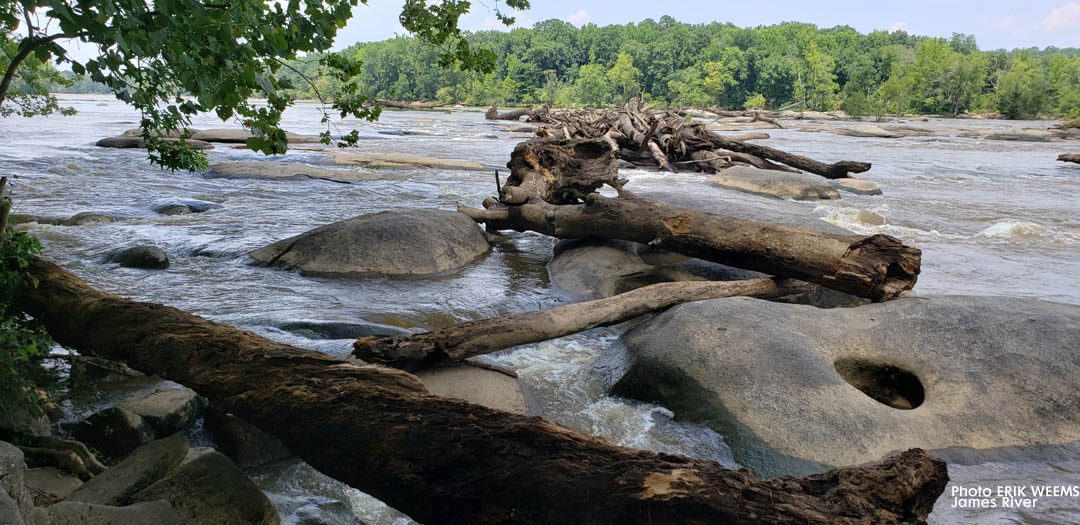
top-left (333, 0), bottom-right (1080, 51)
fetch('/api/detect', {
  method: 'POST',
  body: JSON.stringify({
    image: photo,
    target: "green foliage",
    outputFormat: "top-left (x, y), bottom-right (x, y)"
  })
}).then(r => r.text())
top-left (743, 93), bottom-right (766, 109)
top-left (997, 53), bottom-right (1049, 119)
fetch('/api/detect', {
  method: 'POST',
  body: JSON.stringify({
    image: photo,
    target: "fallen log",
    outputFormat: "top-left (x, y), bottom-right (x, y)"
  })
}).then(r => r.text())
top-left (708, 136), bottom-right (869, 178)
top-left (1060, 154), bottom-right (1080, 164)
top-left (20, 257), bottom-right (947, 524)
top-left (461, 194), bottom-right (920, 301)
top-left (377, 99), bottom-right (450, 109)
top-left (354, 278), bottom-right (810, 371)
top-left (486, 106), bottom-right (541, 121)
top-left (500, 138), bottom-right (621, 204)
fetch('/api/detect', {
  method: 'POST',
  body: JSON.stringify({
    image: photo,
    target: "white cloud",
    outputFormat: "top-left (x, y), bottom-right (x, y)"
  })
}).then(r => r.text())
top-left (482, 16), bottom-right (506, 30)
top-left (567, 9), bottom-right (590, 26)
top-left (1042, 2), bottom-right (1080, 31)
top-left (889, 22), bottom-right (909, 33)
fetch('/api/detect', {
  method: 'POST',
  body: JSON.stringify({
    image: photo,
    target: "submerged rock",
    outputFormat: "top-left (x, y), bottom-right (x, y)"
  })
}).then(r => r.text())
top-left (250, 209), bottom-right (490, 277)
top-left (709, 166), bottom-right (841, 200)
top-left (105, 245), bottom-right (169, 270)
top-left (613, 296), bottom-right (1080, 477)
top-left (45, 500), bottom-right (181, 525)
top-left (323, 151), bottom-right (486, 170)
top-left (152, 198), bottom-right (221, 215)
top-left (66, 434), bottom-right (188, 506)
top-left (832, 178), bottom-right (883, 196)
top-left (117, 388), bottom-right (206, 436)
top-left (207, 161), bottom-right (390, 182)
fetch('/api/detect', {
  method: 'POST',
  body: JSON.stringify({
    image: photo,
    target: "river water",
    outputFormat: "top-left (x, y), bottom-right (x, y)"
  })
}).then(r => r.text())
top-left (2, 95), bottom-right (1078, 524)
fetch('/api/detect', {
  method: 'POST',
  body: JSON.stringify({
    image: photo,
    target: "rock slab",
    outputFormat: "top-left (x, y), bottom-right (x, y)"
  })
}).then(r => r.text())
top-left (118, 388), bottom-right (206, 436)
top-left (105, 245), bottom-right (169, 270)
top-left (45, 500), bottom-right (181, 525)
top-left (66, 433), bottom-right (188, 506)
top-left (709, 166), bottom-right (841, 200)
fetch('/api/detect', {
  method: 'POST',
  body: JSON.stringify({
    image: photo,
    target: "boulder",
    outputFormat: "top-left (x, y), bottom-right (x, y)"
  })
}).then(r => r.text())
top-left (0, 489), bottom-right (24, 525)
top-left (249, 209), bottom-right (490, 277)
top-left (278, 320), bottom-right (412, 340)
top-left (323, 151), bottom-right (486, 171)
top-left (66, 434), bottom-right (188, 506)
top-left (984, 129), bottom-right (1059, 142)
top-left (7, 213), bottom-right (121, 227)
top-left (612, 296), bottom-right (1080, 477)
top-left (117, 388), bottom-right (206, 436)
top-left (0, 442), bottom-right (34, 523)
top-left (830, 124), bottom-right (900, 138)
top-left (45, 501), bottom-right (181, 525)
top-left (131, 451), bottom-right (279, 525)
top-left (709, 166), bottom-right (841, 200)
top-left (415, 365), bottom-right (531, 415)
top-left (204, 405), bottom-right (291, 468)
top-left (832, 178), bottom-right (883, 196)
top-left (104, 245), bottom-right (169, 270)
top-left (206, 162), bottom-right (390, 182)
top-left (95, 137), bottom-right (214, 150)
top-left (23, 466), bottom-right (83, 501)
top-left (151, 198), bottom-right (221, 216)
top-left (189, 128), bottom-right (318, 144)
top-left (72, 407), bottom-right (155, 461)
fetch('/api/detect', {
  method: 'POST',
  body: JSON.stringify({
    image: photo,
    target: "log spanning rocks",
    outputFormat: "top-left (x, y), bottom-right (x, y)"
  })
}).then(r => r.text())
top-left (17, 256), bottom-right (949, 524)
top-left (610, 295), bottom-right (1080, 477)
top-left (489, 99), bottom-right (871, 178)
top-left (249, 209), bottom-right (490, 277)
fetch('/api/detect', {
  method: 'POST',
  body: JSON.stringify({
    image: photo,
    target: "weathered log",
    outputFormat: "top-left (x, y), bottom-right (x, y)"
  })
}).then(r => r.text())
top-left (378, 99), bottom-right (450, 109)
top-left (708, 136), bottom-right (869, 178)
top-left (354, 278), bottom-right (810, 371)
top-left (486, 106), bottom-right (539, 121)
top-left (20, 257), bottom-right (947, 524)
top-left (461, 194), bottom-right (920, 301)
top-left (501, 138), bottom-right (621, 204)
top-left (1060, 154), bottom-right (1080, 164)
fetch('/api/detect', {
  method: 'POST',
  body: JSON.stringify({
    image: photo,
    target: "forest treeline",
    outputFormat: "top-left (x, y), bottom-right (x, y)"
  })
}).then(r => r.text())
top-left (58, 17), bottom-right (1080, 119)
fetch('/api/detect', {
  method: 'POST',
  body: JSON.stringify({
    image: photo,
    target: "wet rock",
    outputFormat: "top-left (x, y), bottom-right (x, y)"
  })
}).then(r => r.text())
top-left (104, 245), bottom-right (169, 270)
top-left (7, 213), bottom-right (121, 227)
top-left (324, 151), bottom-right (486, 171)
top-left (95, 137), bottom-right (214, 150)
top-left (830, 124), bottom-right (900, 138)
top-left (617, 159), bottom-right (638, 170)
top-left (709, 166), bottom-right (841, 200)
top-left (131, 451), bottom-right (279, 525)
top-left (23, 466), bottom-right (84, 501)
top-left (250, 209), bottom-right (490, 277)
top-left (278, 320), bottom-right (412, 339)
top-left (204, 405), bottom-right (291, 468)
top-left (984, 129), bottom-right (1059, 142)
top-left (66, 434), bottom-right (188, 506)
top-left (72, 407), bottom-right (155, 461)
top-left (832, 178), bottom-right (883, 196)
top-left (207, 161), bottom-right (389, 182)
top-left (1, 441), bottom-right (35, 523)
top-left (416, 365), bottom-right (531, 415)
top-left (45, 500), bottom-right (181, 525)
top-left (189, 128), bottom-right (318, 144)
top-left (118, 388), bottom-right (206, 436)
top-left (502, 124), bottom-right (537, 133)
top-left (612, 296), bottom-right (1080, 477)
top-left (151, 198), bottom-right (221, 215)
top-left (121, 128), bottom-right (195, 138)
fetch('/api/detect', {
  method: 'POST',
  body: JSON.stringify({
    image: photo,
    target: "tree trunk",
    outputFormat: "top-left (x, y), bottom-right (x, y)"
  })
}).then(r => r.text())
top-left (354, 278), bottom-right (810, 371)
top-left (707, 136), bottom-right (870, 178)
top-left (1059, 154), bottom-right (1080, 164)
top-left (486, 106), bottom-right (537, 120)
top-left (378, 99), bottom-right (449, 109)
top-left (19, 257), bottom-right (948, 524)
top-left (500, 138), bottom-right (621, 204)
top-left (460, 194), bottom-right (920, 301)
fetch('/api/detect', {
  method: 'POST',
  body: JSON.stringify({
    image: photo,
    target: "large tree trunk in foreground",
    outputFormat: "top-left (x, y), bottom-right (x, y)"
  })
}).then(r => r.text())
top-left (461, 194), bottom-right (920, 301)
top-left (1060, 154), bottom-right (1080, 164)
top-left (21, 257), bottom-right (947, 524)
top-left (354, 278), bottom-right (810, 371)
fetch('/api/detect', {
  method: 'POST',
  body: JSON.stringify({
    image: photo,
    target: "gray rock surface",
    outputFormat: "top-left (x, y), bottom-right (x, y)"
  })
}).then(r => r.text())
top-left (104, 245), bottom-right (169, 270)
top-left (249, 209), bottom-right (490, 277)
top-left (709, 166), bottom-right (841, 200)
top-left (189, 128), bottom-right (318, 144)
top-left (204, 406), bottom-right (292, 468)
top-left (72, 407), bottom-right (155, 460)
top-left (0, 442), bottom-right (33, 525)
top-left (131, 451), bottom-right (279, 525)
top-left (118, 388), bottom-right (206, 436)
top-left (95, 137), bottom-right (213, 150)
top-left (23, 466), bottom-right (83, 500)
top-left (613, 296), bottom-right (1080, 477)
top-left (66, 434), bottom-right (188, 506)
top-left (151, 198), bottom-right (221, 216)
top-left (45, 500), bottom-right (181, 525)
top-left (0, 489), bottom-right (24, 525)
top-left (830, 124), bottom-right (900, 138)
top-left (207, 162), bottom-right (391, 182)
top-left (324, 151), bottom-right (486, 170)
top-left (832, 178), bottom-right (883, 196)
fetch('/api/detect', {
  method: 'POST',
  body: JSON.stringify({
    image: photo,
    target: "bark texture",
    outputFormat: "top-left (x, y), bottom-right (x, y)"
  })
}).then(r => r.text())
top-left (461, 194), bottom-right (920, 301)
top-left (20, 257), bottom-right (948, 524)
top-left (354, 278), bottom-right (810, 371)
top-left (500, 138), bottom-right (621, 204)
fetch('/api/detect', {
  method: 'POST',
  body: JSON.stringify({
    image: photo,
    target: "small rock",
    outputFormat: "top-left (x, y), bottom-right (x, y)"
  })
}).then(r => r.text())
top-left (0, 489), bottom-right (24, 525)
top-left (104, 245), bottom-right (169, 270)
top-left (131, 451), bottom-right (279, 525)
top-left (710, 166), bottom-right (841, 200)
top-left (72, 407), bottom-right (155, 461)
top-left (204, 406), bottom-right (291, 468)
top-left (832, 178), bottom-right (883, 196)
top-left (45, 500), bottom-right (181, 525)
top-left (66, 434), bottom-right (188, 506)
top-left (151, 199), bottom-right (221, 216)
top-left (118, 388), bottom-right (207, 436)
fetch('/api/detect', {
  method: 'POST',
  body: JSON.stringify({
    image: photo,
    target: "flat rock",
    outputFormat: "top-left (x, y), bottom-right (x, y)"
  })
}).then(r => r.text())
top-left (95, 137), bottom-right (214, 150)
top-left (249, 209), bottom-right (489, 277)
top-left (204, 406), bottom-right (291, 468)
top-left (709, 166), bottom-right (841, 200)
top-left (416, 365), bottom-right (531, 415)
top-left (612, 296), bottom-right (1080, 477)
top-left (104, 245), bottom-right (169, 270)
top-left (131, 451), bottom-right (279, 525)
top-left (324, 151), bottom-right (486, 171)
top-left (278, 320), bottom-right (412, 339)
top-left (207, 161), bottom-right (391, 182)
top-left (151, 198), bottom-right (221, 216)
top-left (983, 129), bottom-right (1059, 142)
top-left (66, 434), bottom-right (188, 506)
top-left (23, 466), bottom-right (83, 500)
top-left (832, 178), bottom-right (883, 195)
top-left (72, 407), bottom-right (155, 460)
top-left (45, 500), bottom-right (181, 525)
top-left (189, 128), bottom-right (318, 144)
top-left (831, 124), bottom-right (900, 138)
top-left (118, 388), bottom-right (207, 436)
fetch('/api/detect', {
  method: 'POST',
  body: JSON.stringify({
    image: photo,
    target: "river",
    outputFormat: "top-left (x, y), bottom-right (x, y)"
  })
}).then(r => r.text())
top-left (2, 94), bottom-right (1078, 524)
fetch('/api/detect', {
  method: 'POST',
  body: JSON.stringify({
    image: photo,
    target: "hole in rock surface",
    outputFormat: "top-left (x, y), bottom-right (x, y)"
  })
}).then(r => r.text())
top-left (833, 358), bottom-right (925, 410)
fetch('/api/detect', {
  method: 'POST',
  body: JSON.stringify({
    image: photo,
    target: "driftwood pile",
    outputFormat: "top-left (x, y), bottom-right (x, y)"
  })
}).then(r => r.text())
top-left (487, 100), bottom-right (870, 178)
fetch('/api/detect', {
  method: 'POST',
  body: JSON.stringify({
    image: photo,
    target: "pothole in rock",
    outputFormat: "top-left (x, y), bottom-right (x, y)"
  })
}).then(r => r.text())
top-left (833, 357), bottom-right (925, 410)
